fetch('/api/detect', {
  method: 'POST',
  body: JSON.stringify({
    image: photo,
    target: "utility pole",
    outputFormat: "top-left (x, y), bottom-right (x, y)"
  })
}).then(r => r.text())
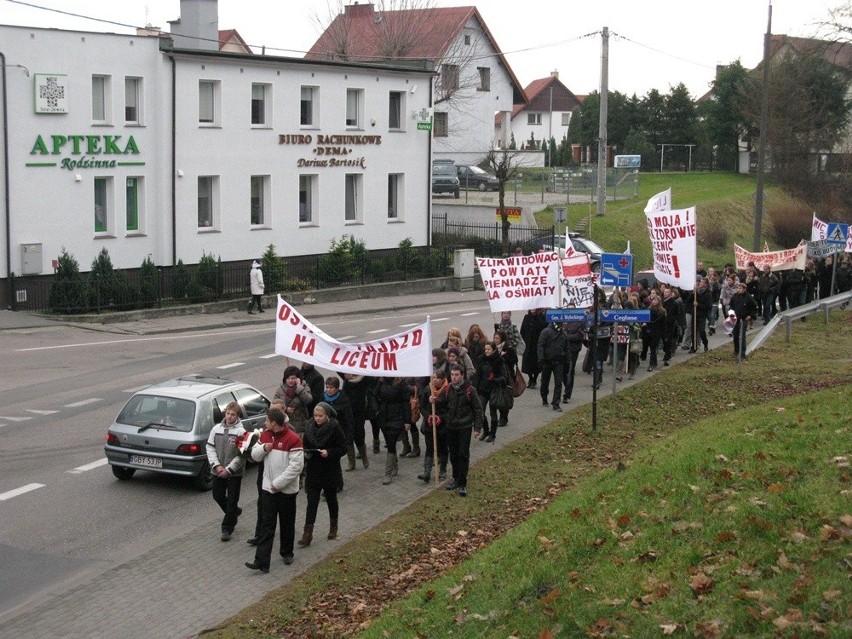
top-left (596, 26), bottom-right (609, 217)
top-left (753, 2), bottom-right (772, 251)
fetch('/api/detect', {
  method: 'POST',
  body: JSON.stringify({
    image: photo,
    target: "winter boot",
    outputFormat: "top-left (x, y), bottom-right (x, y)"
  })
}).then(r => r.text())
top-left (382, 452), bottom-right (397, 485)
top-left (438, 456), bottom-right (448, 481)
top-left (399, 431), bottom-right (412, 458)
top-left (345, 443), bottom-right (357, 471)
top-left (417, 456), bottom-right (434, 483)
top-left (327, 519), bottom-right (338, 540)
top-left (357, 444), bottom-right (369, 469)
top-left (297, 525), bottom-right (314, 547)
top-left (372, 439), bottom-right (380, 454)
top-left (409, 429), bottom-right (421, 457)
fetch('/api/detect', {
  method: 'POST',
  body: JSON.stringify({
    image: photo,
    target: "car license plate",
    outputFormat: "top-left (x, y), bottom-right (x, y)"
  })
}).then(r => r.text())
top-left (130, 454), bottom-right (163, 469)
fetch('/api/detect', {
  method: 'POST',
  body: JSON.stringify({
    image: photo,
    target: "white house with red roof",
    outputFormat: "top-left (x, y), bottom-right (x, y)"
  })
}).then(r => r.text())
top-left (307, 3), bottom-right (527, 165)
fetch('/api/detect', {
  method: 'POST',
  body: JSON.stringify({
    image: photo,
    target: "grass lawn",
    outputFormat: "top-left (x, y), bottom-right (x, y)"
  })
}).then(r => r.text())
top-left (204, 308), bottom-right (851, 639)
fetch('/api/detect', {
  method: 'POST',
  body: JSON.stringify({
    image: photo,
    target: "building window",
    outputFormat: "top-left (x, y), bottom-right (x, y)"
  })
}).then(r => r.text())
top-left (561, 112), bottom-right (572, 126)
top-left (299, 174), bottom-right (317, 223)
top-left (434, 112), bottom-right (448, 137)
top-left (388, 174), bottom-right (403, 219)
top-left (251, 83), bottom-right (270, 126)
top-left (441, 64), bottom-right (459, 92)
top-left (344, 174), bottom-right (362, 222)
top-left (346, 88), bottom-right (363, 128)
top-left (198, 176), bottom-right (218, 228)
top-left (94, 177), bottom-right (113, 234)
top-left (125, 77), bottom-right (142, 124)
top-left (527, 113), bottom-right (542, 125)
top-left (199, 80), bottom-right (220, 125)
top-left (389, 91), bottom-right (403, 130)
top-left (92, 75), bottom-right (111, 123)
top-left (250, 175), bottom-right (270, 225)
top-left (464, 34), bottom-right (471, 45)
top-left (126, 177), bottom-right (143, 232)
top-left (301, 86), bottom-right (317, 126)
top-left (477, 67), bottom-right (491, 92)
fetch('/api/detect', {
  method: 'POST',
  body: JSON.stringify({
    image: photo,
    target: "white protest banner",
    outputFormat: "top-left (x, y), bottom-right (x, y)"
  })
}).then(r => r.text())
top-left (811, 213), bottom-right (828, 241)
top-left (734, 241), bottom-right (808, 271)
top-left (477, 252), bottom-right (561, 312)
top-left (645, 206), bottom-right (697, 290)
top-left (559, 253), bottom-right (594, 309)
top-left (808, 240), bottom-right (841, 260)
top-left (644, 188), bottom-right (671, 214)
top-left (274, 296), bottom-right (432, 377)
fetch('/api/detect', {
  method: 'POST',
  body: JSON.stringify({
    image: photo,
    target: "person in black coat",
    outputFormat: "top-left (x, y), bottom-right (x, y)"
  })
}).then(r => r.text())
top-left (519, 308), bottom-right (547, 389)
top-left (374, 377), bottom-right (411, 485)
top-left (728, 281), bottom-right (757, 360)
top-left (475, 342), bottom-right (508, 442)
top-left (296, 402), bottom-right (347, 548)
top-left (299, 362), bottom-right (325, 414)
top-left (321, 376), bottom-right (355, 489)
top-left (536, 322), bottom-right (568, 411)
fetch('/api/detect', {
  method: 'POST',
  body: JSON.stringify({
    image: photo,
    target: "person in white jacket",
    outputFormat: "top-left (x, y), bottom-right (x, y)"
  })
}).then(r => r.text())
top-left (247, 260), bottom-right (265, 314)
top-left (205, 401), bottom-right (246, 541)
top-left (245, 407), bottom-right (304, 573)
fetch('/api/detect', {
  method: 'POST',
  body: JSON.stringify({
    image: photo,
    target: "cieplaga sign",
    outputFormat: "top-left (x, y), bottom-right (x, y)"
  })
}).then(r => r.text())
top-left (26, 134), bottom-right (145, 170)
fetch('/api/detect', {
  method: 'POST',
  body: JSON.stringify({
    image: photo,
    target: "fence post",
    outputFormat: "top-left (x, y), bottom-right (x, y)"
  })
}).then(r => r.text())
top-left (157, 268), bottom-right (162, 309)
top-left (8, 272), bottom-right (16, 312)
top-left (315, 257), bottom-right (321, 290)
top-left (95, 273), bottom-right (102, 314)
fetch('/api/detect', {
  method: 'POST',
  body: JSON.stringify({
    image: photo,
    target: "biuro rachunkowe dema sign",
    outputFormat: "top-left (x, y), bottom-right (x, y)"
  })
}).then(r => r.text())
top-left (278, 133), bottom-right (381, 169)
top-left (27, 134), bottom-right (143, 170)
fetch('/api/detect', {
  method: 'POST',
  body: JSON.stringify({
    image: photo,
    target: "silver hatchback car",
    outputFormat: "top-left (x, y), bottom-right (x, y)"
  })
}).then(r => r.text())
top-left (104, 375), bottom-right (270, 490)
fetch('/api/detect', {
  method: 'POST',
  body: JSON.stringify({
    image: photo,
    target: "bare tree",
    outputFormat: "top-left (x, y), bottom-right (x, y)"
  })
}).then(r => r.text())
top-left (483, 149), bottom-right (535, 252)
top-left (819, 2), bottom-right (852, 42)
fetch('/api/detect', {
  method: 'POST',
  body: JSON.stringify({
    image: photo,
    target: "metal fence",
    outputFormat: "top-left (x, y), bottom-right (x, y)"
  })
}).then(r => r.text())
top-left (431, 214), bottom-right (555, 257)
top-left (7, 245), bottom-right (452, 314)
top-left (494, 167), bottom-right (640, 205)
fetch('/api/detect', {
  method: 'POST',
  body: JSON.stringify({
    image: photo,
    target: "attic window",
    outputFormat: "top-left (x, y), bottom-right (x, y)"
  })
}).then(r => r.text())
top-left (464, 34), bottom-right (471, 45)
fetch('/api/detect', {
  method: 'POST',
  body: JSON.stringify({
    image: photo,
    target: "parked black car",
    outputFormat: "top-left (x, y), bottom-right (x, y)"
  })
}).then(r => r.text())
top-left (456, 164), bottom-right (499, 191)
top-left (432, 161), bottom-right (460, 198)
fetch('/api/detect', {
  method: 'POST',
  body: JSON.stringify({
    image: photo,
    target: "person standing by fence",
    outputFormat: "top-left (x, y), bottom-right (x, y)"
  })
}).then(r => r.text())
top-left (247, 260), bottom-right (265, 314)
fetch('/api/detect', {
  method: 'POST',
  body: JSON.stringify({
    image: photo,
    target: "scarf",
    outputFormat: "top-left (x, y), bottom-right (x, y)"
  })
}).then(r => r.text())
top-left (323, 390), bottom-right (340, 403)
top-left (430, 379), bottom-right (448, 398)
top-left (304, 418), bottom-right (334, 449)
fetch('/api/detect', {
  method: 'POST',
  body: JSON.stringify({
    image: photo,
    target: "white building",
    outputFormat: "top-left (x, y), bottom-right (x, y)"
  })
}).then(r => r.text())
top-left (0, 0), bottom-right (435, 298)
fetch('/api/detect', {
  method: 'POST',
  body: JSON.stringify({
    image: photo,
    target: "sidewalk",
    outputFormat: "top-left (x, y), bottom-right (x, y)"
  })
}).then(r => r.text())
top-left (0, 290), bottom-right (728, 638)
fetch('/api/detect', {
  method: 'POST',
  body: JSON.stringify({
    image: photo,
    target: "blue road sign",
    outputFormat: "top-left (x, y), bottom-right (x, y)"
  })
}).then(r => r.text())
top-left (825, 223), bottom-right (849, 246)
top-left (599, 253), bottom-right (633, 287)
top-left (599, 309), bottom-right (650, 323)
top-left (546, 309), bottom-right (588, 323)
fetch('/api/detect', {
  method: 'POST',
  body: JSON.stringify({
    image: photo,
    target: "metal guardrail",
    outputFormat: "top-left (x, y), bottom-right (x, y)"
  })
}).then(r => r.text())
top-left (746, 290), bottom-right (852, 354)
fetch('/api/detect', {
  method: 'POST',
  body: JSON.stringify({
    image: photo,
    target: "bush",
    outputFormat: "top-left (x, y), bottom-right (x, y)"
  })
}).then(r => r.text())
top-left (318, 235), bottom-right (366, 285)
top-left (194, 252), bottom-right (223, 298)
top-left (261, 244), bottom-right (285, 293)
top-left (701, 225), bottom-right (729, 251)
top-left (770, 204), bottom-right (811, 248)
top-left (48, 248), bottom-right (89, 313)
top-left (172, 260), bottom-right (189, 300)
top-left (88, 247), bottom-right (116, 309)
top-left (139, 257), bottom-right (159, 307)
top-left (112, 270), bottom-right (141, 310)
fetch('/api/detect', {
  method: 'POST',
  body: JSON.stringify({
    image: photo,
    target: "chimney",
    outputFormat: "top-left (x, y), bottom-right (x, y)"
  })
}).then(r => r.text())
top-left (344, 3), bottom-right (375, 18)
top-left (169, 0), bottom-right (219, 51)
top-left (550, 70), bottom-right (559, 79)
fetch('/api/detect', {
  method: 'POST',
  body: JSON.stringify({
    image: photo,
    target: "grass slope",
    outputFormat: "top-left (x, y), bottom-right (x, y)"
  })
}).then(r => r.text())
top-left (205, 310), bottom-right (850, 638)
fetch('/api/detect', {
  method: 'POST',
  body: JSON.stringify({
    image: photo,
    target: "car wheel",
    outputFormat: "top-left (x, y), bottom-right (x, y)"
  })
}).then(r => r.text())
top-left (192, 461), bottom-right (214, 491)
top-left (111, 465), bottom-right (136, 481)
top-left (478, 182), bottom-right (487, 192)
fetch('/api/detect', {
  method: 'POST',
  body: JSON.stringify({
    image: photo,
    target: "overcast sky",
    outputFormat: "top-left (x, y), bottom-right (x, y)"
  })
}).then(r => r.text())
top-left (2, 0), bottom-right (845, 98)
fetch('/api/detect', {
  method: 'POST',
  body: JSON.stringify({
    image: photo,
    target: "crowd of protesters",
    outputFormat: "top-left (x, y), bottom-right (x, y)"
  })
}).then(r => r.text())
top-left (215, 252), bottom-right (850, 573)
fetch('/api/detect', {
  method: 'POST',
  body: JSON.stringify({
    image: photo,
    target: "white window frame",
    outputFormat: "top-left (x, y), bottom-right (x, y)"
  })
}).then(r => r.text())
top-left (250, 175), bottom-right (270, 226)
top-left (197, 175), bottom-right (219, 229)
top-left (477, 67), bottom-right (491, 92)
top-left (92, 75), bottom-right (111, 124)
top-left (344, 174), bottom-right (363, 223)
top-left (125, 176), bottom-right (144, 233)
top-left (94, 176), bottom-right (114, 236)
top-left (251, 83), bottom-right (271, 127)
top-left (528, 112), bottom-right (542, 125)
top-left (125, 76), bottom-right (142, 124)
top-left (346, 88), bottom-right (363, 128)
top-left (199, 80), bottom-right (220, 126)
top-left (561, 112), bottom-right (572, 127)
top-left (387, 174), bottom-right (403, 220)
top-left (299, 174), bottom-right (318, 224)
top-left (301, 86), bottom-right (318, 127)
top-left (388, 91), bottom-right (403, 130)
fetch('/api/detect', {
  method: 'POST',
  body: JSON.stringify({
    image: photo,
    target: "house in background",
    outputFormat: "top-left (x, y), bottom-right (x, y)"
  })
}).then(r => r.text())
top-left (499, 71), bottom-right (582, 159)
top-left (306, 3), bottom-right (527, 166)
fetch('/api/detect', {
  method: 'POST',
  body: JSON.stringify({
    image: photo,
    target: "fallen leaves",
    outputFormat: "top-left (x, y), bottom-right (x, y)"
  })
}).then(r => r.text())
top-left (689, 571), bottom-right (716, 596)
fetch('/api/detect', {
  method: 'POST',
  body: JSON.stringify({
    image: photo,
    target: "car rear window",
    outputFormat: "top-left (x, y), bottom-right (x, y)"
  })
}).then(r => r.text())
top-left (117, 395), bottom-right (197, 432)
top-left (433, 164), bottom-right (456, 176)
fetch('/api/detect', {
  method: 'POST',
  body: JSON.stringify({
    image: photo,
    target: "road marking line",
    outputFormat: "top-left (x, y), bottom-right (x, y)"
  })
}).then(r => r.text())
top-left (398, 323), bottom-right (418, 328)
top-left (68, 458), bottom-right (109, 474)
top-left (217, 362), bottom-right (244, 369)
top-left (336, 335), bottom-right (356, 341)
top-left (65, 398), bottom-right (102, 408)
top-left (366, 329), bottom-right (388, 334)
top-left (258, 353), bottom-right (278, 359)
top-left (461, 312), bottom-right (479, 316)
top-left (431, 317), bottom-right (450, 322)
top-left (25, 409), bottom-right (59, 415)
top-left (0, 415), bottom-right (32, 422)
top-left (0, 483), bottom-right (46, 501)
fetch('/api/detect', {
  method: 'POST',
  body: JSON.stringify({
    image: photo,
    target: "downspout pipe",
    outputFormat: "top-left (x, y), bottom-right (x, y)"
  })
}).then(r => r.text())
top-left (170, 54), bottom-right (177, 266)
top-left (1, 52), bottom-right (12, 304)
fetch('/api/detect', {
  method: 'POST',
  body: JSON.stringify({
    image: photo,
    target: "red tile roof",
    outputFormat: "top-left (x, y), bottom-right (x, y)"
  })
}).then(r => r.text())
top-left (218, 29), bottom-right (252, 53)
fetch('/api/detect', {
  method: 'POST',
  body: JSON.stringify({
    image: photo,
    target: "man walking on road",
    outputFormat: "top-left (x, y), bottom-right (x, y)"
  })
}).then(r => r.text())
top-left (246, 408), bottom-right (304, 573)
top-left (537, 321), bottom-right (568, 412)
top-left (206, 401), bottom-right (246, 541)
